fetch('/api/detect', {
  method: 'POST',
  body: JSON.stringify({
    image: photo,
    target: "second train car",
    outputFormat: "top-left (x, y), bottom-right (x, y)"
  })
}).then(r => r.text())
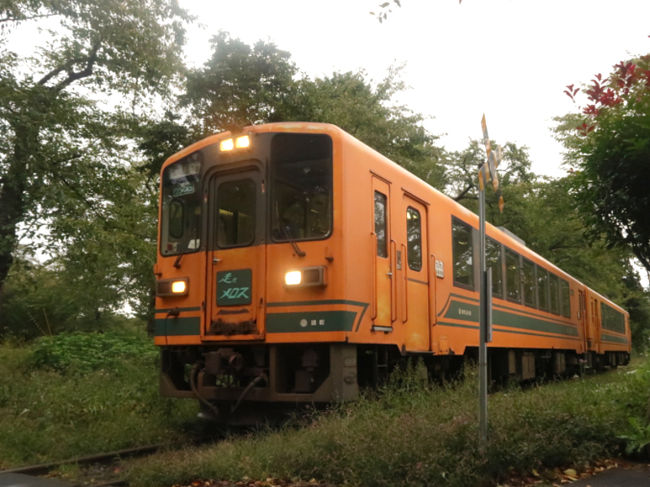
top-left (153, 122), bottom-right (630, 422)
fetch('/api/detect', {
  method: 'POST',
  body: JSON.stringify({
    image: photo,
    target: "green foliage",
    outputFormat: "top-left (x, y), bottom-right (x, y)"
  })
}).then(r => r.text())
top-left (174, 33), bottom-right (446, 190)
top-left (0, 331), bottom-right (196, 468)
top-left (29, 330), bottom-right (158, 373)
top-left (557, 56), bottom-right (650, 272)
top-left (0, 0), bottom-right (188, 306)
top-left (620, 416), bottom-right (650, 456)
top-left (445, 139), bottom-right (535, 208)
top-left (127, 360), bottom-right (650, 487)
top-left (183, 31), bottom-right (297, 135)
top-left (0, 256), bottom-right (153, 339)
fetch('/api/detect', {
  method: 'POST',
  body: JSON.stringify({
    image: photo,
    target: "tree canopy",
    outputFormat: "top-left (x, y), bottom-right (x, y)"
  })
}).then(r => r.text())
top-left (556, 55), bottom-right (650, 271)
top-left (0, 0), bottom-right (188, 307)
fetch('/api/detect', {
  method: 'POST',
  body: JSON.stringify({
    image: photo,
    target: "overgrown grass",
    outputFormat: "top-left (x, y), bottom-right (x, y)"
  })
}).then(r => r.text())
top-left (0, 327), bottom-right (196, 468)
top-left (127, 358), bottom-right (650, 487)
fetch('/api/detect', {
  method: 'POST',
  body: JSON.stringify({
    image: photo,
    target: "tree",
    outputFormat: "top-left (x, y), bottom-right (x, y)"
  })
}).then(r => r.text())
top-left (0, 0), bottom-right (188, 301)
top-left (168, 33), bottom-right (446, 189)
top-left (557, 55), bottom-right (650, 271)
top-left (445, 139), bottom-right (535, 211)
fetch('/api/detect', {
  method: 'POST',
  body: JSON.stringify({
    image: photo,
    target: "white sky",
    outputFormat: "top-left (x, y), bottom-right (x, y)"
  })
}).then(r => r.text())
top-left (180, 0), bottom-right (650, 178)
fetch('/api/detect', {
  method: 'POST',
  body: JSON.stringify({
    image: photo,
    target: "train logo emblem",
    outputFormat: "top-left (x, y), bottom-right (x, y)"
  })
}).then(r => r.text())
top-left (217, 269), bottom-right (252, 306)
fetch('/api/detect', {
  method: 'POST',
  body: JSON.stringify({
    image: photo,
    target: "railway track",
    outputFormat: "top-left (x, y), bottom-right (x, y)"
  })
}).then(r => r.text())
top-left (0, 444), bottom-right (163, 487)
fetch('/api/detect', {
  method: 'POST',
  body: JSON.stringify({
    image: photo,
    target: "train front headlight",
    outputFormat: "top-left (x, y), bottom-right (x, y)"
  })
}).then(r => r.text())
top-left (284, 267), bottom-right (327, 288)
top-left (284, 270), bottom-right (302, 286)
top-left (171, 279), bottom-right (188, 295)
top-left (156, 278), bottom-right (189, 297)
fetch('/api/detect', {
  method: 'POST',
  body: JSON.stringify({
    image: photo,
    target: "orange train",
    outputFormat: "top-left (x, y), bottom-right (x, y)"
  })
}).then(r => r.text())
top-left (154, 122), bottom-right (630, 422)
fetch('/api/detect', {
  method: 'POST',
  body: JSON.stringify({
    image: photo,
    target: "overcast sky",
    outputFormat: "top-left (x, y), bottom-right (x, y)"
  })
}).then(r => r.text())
top-left (180, 0), bottom-right (650, 178)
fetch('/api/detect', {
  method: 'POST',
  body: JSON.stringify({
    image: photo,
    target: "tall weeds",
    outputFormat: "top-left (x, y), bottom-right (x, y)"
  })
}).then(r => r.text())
top-left (128, 358), bottom-right (650, 487)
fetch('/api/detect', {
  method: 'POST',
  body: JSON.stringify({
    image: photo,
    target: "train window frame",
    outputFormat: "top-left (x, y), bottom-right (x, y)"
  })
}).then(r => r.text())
top-left (560, 279), bottom-right (571, 318)
top-left (486, 237), bottom-right (504, 298)
top-left (374, 191), bottom-right (388, 258)
top-left (505, 248), bottom-right (522, 304)
top-left (522, 257), bottom-right (536, 308)
top-left (406, 206), bottom-right (422, 271)
top-left (549, 273), bottom-right (560, 315)
top-left (452, 217), bottom-right (475, 290)
top-left (270, 133), bottom-right (333, 243)
top-left (160, 154), bottom-right (203, 257)
top-left (537, 266), bottom-right (550, 312)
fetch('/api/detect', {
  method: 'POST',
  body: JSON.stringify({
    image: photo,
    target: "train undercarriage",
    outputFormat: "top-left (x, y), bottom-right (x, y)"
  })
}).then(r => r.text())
top-left (159, 343), bottom-right (630, 424)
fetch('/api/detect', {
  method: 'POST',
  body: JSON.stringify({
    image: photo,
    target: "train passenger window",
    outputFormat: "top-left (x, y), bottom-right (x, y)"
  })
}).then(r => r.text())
top-left (161, 154), bottom-right (202, 256)
top-left (549, 274), bottom-right (560, 314)
top-left (601, 302), bottom-right (625, 333)
top-left (560, 279), bottom-right (571, 318)
top-left (271, 134), bottom-right (332, 241)
top-left (505, 249), bottom-right (521, 303)
top-left (486, 238), bottom-right (503, 298)
top-left (216, 179), bottom-right (256, 248)
top-left (374, 192), bottom-right (387, 258)
top-left (522, 258), bottom-right (536, 308)
top-left (406, 207), bottom-right (422, 271)
top-left (537, 267), bottom-right (549, 311)
top-left (452, 218), bottom-right (474, 289)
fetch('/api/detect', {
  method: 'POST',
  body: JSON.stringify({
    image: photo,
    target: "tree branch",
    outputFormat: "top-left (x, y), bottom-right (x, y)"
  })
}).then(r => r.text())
top-left (37, 41), bottom-right (102, 91)
top-left (453, 184), bottom-right (475, 202)
top-left (0, 13), bottom-right (55, 24)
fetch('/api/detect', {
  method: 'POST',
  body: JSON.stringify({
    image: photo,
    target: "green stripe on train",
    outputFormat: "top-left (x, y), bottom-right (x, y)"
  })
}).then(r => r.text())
top-left (266, 311), bottom-right (357, 333)
top-left (155, 317), bottom-right (200, 336)
top-left (444, 300), bottom-right (579, 337)
top-left (601, 333), bottom-right (628, 345)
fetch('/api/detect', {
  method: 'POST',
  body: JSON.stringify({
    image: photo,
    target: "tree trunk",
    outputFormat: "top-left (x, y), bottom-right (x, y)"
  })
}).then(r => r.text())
top-left (0, 119), bottom-right (39, 300)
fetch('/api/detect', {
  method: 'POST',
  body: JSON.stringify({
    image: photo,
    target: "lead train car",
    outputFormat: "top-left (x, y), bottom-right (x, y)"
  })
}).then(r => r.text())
top-left (154, 122), bottom-right (630, 422)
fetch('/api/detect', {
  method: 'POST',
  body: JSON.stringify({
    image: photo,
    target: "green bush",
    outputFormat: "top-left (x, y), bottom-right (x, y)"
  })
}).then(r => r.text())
top-left (0, 331), bottom-right (196, 468)
top-left (29, 330), bottom-right (158, 374)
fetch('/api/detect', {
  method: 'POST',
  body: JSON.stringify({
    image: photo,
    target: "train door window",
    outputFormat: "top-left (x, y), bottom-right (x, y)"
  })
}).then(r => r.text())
top-left (560, 279), bottom-right (571, 318)
top-left (537, 267), bottom-right (549, 311)
top-left (522, 258), bottom-right (536, 308)
top-left (452, 218), bottom-right (474, 289)
top-left (505, 248), bottom-right (521, 303)
top-left (406, 207), bottom-right (422, 271)
top-left (486, 237), bottom-right (503, 298)
top-left (216, 179), bottom-right (256, 248)
top-left (374, 191), bottom-right (388, 258)
top-left (549, 274), bottom-right (560, 314)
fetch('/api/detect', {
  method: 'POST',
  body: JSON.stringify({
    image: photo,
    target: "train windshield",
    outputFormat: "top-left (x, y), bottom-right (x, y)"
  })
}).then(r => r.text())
top-left (160, 155), bottom-right (202, 256)
top-left (270, 133), bottom-right (332, 241)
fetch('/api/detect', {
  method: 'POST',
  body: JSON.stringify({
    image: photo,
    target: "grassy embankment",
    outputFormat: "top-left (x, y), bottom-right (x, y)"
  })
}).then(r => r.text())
top-left (127, 358), bottom-right (650, 487)
top-left (1, 328), bottom-right (648, 486)
top-left (0, 326), bottom-right (196, 468)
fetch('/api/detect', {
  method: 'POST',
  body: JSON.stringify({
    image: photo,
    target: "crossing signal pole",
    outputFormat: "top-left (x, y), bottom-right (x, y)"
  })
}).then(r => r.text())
top-left (478, 114), bottom-right (503, 448)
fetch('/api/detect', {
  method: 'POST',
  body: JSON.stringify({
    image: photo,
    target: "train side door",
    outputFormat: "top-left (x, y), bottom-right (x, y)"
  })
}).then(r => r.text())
top-left (371, 177), bottom-right (393, 329)
top-left (204, 167), bottom-right (266, 339)
top-left (402, 195), bottom-right (430, 352)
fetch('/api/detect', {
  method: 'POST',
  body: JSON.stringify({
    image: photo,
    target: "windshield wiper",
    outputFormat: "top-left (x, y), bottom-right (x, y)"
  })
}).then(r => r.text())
top-left (279, 224), bottom-right (306, 257)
